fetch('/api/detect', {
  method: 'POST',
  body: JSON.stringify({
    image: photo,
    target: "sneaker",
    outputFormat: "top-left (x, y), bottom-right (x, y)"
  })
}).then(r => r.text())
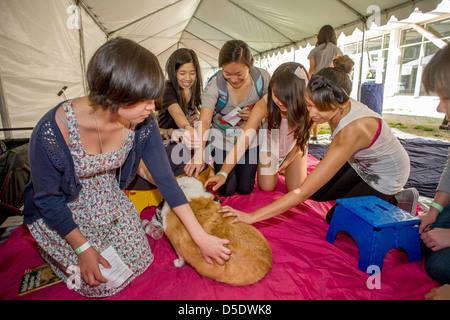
top-left (395, 187), bottom-right (419, 215)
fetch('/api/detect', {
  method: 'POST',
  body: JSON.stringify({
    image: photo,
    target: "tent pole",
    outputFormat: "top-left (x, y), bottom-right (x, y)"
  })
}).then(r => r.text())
top-left (76, 0), bottom-right (88, 95)
top-left (357, 22), bottom-right (366, 101)
top-left (0, 72), bottom-right (12, 139)
top-left (77, 1), bottom-right (110, 38)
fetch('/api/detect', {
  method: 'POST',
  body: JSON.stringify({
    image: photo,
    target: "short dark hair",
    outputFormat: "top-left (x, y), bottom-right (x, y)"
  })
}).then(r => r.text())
top-left (422, 44), bottom-right (450, 98)
top-left (164, 48), bottom-right (202, 113)
top-left (218, 40), bottom-right (254, 68)
top-left (87, 37), bottom-right (165, 112)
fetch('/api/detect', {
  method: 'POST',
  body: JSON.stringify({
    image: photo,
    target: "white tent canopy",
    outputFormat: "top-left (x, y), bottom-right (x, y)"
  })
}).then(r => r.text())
top-left (0, 0), bottom-right (443, 137)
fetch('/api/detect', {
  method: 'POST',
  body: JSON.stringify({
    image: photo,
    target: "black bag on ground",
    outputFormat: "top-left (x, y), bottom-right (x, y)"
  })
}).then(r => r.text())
top-left (0, 140), bottom-right (30, 225)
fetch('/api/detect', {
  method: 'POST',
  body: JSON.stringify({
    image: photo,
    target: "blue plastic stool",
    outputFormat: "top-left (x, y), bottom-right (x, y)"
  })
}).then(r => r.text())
top-left (326, 196), bottom-right (422, 273)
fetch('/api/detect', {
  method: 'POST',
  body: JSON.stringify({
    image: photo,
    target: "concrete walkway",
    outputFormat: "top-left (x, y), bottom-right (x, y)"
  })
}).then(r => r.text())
top-left (382, 96), bottom-right (443, 119)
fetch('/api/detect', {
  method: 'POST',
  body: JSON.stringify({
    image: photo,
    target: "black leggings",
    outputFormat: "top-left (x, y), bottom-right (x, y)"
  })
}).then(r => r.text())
top-left (310, 162), bottom-right (395, 224)
top-left (212, 148), bottom-right (259, 197)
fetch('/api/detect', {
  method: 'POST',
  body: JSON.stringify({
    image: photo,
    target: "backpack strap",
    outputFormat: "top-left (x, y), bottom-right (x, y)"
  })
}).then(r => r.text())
top-left (216, 71), bottom-right (229, 108)
top-left (249, 67), bottom-right (264, 97)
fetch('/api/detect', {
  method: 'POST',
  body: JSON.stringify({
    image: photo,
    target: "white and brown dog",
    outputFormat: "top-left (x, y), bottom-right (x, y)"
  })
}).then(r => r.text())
top-left (155, 176), bottom-right (272, 286)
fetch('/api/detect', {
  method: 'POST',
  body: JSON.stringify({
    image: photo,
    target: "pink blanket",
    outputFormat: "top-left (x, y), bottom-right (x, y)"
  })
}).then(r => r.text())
top-left (0, 155), bottom-right (439, 300)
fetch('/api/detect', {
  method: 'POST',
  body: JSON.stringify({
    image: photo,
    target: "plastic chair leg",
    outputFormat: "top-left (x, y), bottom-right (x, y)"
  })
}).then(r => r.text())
top-left (398, 225), bottom-right (422, 263)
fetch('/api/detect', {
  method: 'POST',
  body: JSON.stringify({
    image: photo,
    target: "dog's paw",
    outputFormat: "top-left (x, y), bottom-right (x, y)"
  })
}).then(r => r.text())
top-left (173, 258), bottom-right (186, 268)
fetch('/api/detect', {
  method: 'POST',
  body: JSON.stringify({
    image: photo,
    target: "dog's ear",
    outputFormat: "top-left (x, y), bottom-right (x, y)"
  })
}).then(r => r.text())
top-left (195, 166), bottom-right (213, 186)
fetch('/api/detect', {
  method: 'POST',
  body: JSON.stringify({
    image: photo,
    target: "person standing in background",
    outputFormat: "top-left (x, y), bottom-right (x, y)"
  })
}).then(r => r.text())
top-left (308, 25), bottom-right (343, 141)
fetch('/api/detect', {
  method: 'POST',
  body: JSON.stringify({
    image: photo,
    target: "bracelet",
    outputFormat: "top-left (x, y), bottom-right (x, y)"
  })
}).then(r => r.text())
top-left (217, 171), bottom-right (228, 180)
top-left (430, 201), bottom-right (444, 213)
top-left (182, 123), bottom-right (191, 130)
top-left (75, 242), bottom-right (91, 255)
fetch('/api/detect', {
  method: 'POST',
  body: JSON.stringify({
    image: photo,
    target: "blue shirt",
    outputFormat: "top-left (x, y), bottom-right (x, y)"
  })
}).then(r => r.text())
top-left (23, 101), bottom-right (187, 237)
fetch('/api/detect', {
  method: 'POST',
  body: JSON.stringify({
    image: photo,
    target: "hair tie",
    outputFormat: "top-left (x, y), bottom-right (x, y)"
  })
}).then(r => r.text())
top-left (294, 66), bottom-right (309, 86)
top-left (309, 74), bottom-right (349, 104)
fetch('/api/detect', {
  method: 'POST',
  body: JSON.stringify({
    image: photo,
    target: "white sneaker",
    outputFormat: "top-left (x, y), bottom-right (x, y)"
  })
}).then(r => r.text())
top-left (395, 188), bottom-right (419, 215)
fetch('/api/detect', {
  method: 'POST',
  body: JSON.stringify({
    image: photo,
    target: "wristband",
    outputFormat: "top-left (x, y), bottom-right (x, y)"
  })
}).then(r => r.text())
top-left (430, 201), bottom-right (444, 213)
top-left (217, 171), bottom-right (228, 180)
top-left (75, 242), bottom-right (91, 255)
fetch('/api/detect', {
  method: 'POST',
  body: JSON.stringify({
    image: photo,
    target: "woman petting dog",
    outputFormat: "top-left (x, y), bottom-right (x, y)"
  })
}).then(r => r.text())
top-left (184, 40), bottom-right (271, 196)
top-left (205, 62), bottom-right (312, 193)
top-left (22, 38), bottom-right (230, 298)
top-left (135, 48), bottom-right (204, 184)
top-left (156, 48), bottom-right (203, 174)
top-left (220, 63), bottom-right (413, 226)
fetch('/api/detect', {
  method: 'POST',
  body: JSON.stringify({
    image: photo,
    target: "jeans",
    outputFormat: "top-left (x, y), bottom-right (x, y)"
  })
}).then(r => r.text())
top-left (422, 204), bottom-right (450, 284)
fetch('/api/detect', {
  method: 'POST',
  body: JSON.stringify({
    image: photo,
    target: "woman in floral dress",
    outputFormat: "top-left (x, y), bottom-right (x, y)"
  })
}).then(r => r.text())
top-left (23, 38), bottom-right (231, 298)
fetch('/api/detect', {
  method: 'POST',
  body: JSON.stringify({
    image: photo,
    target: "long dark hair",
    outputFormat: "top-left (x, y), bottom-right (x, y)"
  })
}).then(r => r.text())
top-left (165, 48), bottom-right (202, 114)
top-left (316, 25), bottom-right (337, 50)
top-left (87, 37), bottom-right (165, 112)
top-left (267, 62), bottom-right (312, 154)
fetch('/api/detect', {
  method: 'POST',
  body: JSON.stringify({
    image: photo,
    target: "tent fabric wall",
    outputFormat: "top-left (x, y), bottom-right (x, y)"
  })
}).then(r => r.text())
top-left (0, 0), bottom-right (106, 137)
top-left (0, 0), bottom-right (443, 137)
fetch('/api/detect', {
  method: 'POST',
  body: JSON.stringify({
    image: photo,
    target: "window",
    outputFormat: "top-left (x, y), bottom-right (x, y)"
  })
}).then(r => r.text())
top-left (366, 37), bottom-right (382, 51)
top-left (427, 19), bottom-right (450, 39)
top-left (343, 43), bottom-right (358, 55)
top-left (397, 18), bottom-right (450, 96)
top-left (398, 44), bottom-right (421, 95)
top-left (400, 29), bottom-right (422, 45)
top-left (383, 34), bottom-right (390, 49)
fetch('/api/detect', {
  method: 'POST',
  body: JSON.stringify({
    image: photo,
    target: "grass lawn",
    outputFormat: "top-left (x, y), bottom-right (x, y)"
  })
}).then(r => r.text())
top-left (317, 113), bottom-right (449, 141)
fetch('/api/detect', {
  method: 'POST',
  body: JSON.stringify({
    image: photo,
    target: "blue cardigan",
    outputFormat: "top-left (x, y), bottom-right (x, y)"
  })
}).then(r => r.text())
top-left (23, 101), bottom-right (188, 237)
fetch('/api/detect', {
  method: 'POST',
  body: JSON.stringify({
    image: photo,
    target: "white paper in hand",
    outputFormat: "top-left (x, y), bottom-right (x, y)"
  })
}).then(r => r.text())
top-left (220, 107), bottom-right (242, 126)
top-left (99, 246), bottom-right (133, 289)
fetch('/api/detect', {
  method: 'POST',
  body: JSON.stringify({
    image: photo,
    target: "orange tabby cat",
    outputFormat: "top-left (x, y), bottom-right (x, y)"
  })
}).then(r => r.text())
top-left (159, 176), bottom-right (272, 286)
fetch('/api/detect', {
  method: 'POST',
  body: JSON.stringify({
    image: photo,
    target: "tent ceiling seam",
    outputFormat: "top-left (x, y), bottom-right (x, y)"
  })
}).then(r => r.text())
top-left (227, 0), bottom-right (296, 44)
top-left (78, 0), bottom-right (111, 38)
top-left (109, 0), bottom-right (184, 35)
top-left (183, 29), bottom-right (222, 51)
top-left (377, 0), bottom-right (430, 17)
top-left (192, 16), bottom-right (236, 42)
top-left (136, 18), bottom-right (190, 46)
top-left (192, 16), bottom-right (262, 55)
top-left (178, 41), bottom-right (216, 67)
top-left (180, 0), bottom-right (205, 45)
top-left (157, 43), bottom-right (178, 58)
top-left (335, 0), bottom-right (367, 23)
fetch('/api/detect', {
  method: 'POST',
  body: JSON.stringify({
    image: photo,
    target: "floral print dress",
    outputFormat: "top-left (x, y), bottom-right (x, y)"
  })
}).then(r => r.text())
top-left (28, 101), bottom-right (153, 298)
